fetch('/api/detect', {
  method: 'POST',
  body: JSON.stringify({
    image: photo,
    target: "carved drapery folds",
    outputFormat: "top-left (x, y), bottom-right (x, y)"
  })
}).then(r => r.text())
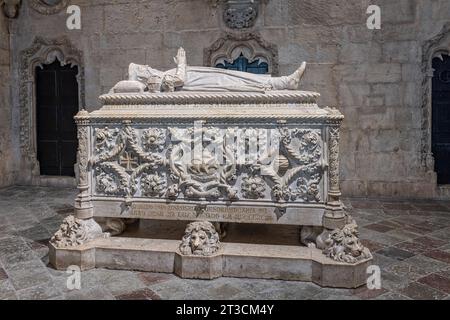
top-left (204, 33), bottom-right (279, 75)
top-left (421, 22), bottom-right (450, 173)
top-left (90, 124), bottom-right (325, 205)
top-left (19, 37), bottom-right (84, 163)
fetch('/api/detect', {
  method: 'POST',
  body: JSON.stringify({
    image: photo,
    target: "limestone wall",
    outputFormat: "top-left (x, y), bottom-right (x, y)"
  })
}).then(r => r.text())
top-left (0, 13), bottom-right (13, 187)
top-left (7, 0), bottom-right (450, 198)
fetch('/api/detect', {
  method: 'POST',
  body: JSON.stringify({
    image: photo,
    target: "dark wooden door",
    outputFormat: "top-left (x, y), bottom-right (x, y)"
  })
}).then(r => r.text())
top-left (36, 60), bottom-right (78, 177)
top-left (432, 54), bottom-right (450, 184)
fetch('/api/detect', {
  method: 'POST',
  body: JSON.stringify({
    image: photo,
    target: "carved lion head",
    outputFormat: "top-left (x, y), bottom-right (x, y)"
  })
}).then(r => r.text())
top-left (179, 221), bottom-right (220, 256)
top-left (323, 223), bottom-right (371, 263)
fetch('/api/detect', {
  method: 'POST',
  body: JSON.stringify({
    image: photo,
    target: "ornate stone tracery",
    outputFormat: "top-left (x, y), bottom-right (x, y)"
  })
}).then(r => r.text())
top-left (204, 33), bottom-right (279, 75)
top-left (19, 37), bottom-right (84, 174)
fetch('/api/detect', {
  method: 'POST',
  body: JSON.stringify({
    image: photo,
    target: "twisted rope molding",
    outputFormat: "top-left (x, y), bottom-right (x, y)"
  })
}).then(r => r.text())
top-left (75, 113), bottom-right (344, 123)
top-left (99, 90), bottom-right (321, 105)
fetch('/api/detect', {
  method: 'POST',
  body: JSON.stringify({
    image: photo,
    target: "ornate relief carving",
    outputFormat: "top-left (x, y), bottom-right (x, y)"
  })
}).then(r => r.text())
top-left (328, 126), bottom-right (340, 196)
top-left (141, 172), bottom-right (166, 197)
top-left (179, 221), bottom-right (220, 256)
top-left (50, 215), bottom-right (108, 248)
top-left (19, 37), bottom-right (84, 163)
top-left (223, 0), bottom-right (258, 29)
top-left (259, 128), bottom-right (324, 203)
top-left (90, 124), bottom-right (325, 205)
top-left (241, 175), bottom-right (266, 199)
top-left (204, 33), bottom-right (279, 75)
top-left (421, 22), bottom-right (450, 172)
top-left (142, 128), bottom-right (166, 152)
top-left (29, 0), bottom-right (68, 15)
top-left (322, 223), bottom-right (372, 263)
top-left (76, 113), bottom-right (89, 186)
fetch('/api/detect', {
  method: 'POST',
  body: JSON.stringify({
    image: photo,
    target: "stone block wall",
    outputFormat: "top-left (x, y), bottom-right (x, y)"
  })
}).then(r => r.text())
top-left (0, 13), bottom-right (13, 188)
top-left (6, 0), bottom-right (450, 198)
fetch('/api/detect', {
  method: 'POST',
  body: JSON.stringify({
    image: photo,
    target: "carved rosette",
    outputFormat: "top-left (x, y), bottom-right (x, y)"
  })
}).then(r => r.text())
top-left (50, 215), bottom-right (108, 248)
top-left (179, 221), bottom-right (220, 256)
top-left (321, 223), bottom-right (372, 264)
top-left (241, 176), bottom-right (266, 199)
top-left (328, 126), bottom-right (341, 198)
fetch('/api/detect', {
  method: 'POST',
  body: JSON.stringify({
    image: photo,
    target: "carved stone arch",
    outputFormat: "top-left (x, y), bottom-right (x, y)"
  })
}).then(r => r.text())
top-left (19, 36), bottom-right (84, 174)
top-left (203, 33), bottom-right (279, 75)
top-left (420, 23), bottom-right (450, 175)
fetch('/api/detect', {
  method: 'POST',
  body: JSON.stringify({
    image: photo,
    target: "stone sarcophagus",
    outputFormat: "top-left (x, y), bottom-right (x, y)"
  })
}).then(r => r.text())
top-left (77, 91), bottom-right (345, 229)
top-left (49, 52), bottom-right (372, 288)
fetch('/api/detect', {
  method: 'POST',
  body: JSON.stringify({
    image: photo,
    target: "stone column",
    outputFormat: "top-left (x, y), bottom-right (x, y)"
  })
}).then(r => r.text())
top-left (74, 110), bottom-right (93, 219)
top-left (323, 125), bottom-right (346, 229)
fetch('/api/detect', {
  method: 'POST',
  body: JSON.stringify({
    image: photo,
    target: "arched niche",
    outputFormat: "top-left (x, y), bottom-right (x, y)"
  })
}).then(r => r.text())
top-left (203, 33), bottom-right (279, 75)
top-left (421, 23), bottom-right (450, 182)
top-left (19, 37), bottom-right (84, 177)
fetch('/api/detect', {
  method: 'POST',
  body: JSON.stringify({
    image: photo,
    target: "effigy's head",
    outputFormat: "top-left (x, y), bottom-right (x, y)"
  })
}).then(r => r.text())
top-left (179, 221), bottom-right (220, 256)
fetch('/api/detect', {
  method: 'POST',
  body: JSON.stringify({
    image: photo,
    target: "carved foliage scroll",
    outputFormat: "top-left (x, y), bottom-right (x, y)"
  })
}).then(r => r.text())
top-left (91, 124), bottom-right (324, 204)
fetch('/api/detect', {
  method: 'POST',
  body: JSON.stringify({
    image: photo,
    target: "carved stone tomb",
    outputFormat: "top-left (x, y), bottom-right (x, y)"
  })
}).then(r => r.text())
top-left (49, 87), bottom-right (372, 288)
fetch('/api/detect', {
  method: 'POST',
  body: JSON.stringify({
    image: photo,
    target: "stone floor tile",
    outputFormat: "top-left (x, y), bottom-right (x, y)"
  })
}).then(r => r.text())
top-left (424, 250), bottom-right (450, 264)
top-left (4, 259), bottom-right (52, 291)
top-left (376, 247), bottom-right (416, 261)
top-left (365, 223), bottom-right (396, 233)
top-left (374, 292), bottom-right (411, 300)
top-left (0, 267), bottom-right (7, 281)
top-left (403, 255), bottom-right (449, 274)
top-left (398, 282), bottom-right (448, 300)
top-left (0, 279), bottom-right (16, 299)
top-left (360, 239), bottom-right (385, 252)
top-left (382, 202), bottom-right (415, 211)
top-left (16, 281), bottom-right (62, 300)
top-left (417, 274), bottom-right (450, 294)
top-left (394, 237), bottom-right (447, 255)
top-left (64, 286), bottom-right (116, 300)
top-left (150, 279), bottom-right (199, 300)
top-left (429, 227), bottom-right (450, 242)
top-left (411, 203), bottom-right (450, 212)
top-left (91, 269), bottom-right (147, 296)
top-left (352, 286), bottom-right (387, 299)
top-left (115, 287), bottom-right (161, 300)
top-left (385, 228), bottom-right (423, 241)
top-left (380, 270), bottom-right (411, 291)
top-left (137, 272), bottom-right (175, 286)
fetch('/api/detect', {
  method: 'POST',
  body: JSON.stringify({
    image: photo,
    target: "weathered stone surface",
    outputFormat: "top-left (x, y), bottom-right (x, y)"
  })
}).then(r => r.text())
top-left (2, 0), bottom-right (450, 200)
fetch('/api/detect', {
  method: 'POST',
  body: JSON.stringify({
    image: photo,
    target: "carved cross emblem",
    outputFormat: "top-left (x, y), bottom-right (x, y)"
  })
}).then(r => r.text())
top-left (119, 151), bottom-right (138, 171)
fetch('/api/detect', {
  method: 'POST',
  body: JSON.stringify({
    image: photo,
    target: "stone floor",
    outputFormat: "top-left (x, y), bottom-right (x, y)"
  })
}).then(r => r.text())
top-left (1, 186), bottom-right (450, 300)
